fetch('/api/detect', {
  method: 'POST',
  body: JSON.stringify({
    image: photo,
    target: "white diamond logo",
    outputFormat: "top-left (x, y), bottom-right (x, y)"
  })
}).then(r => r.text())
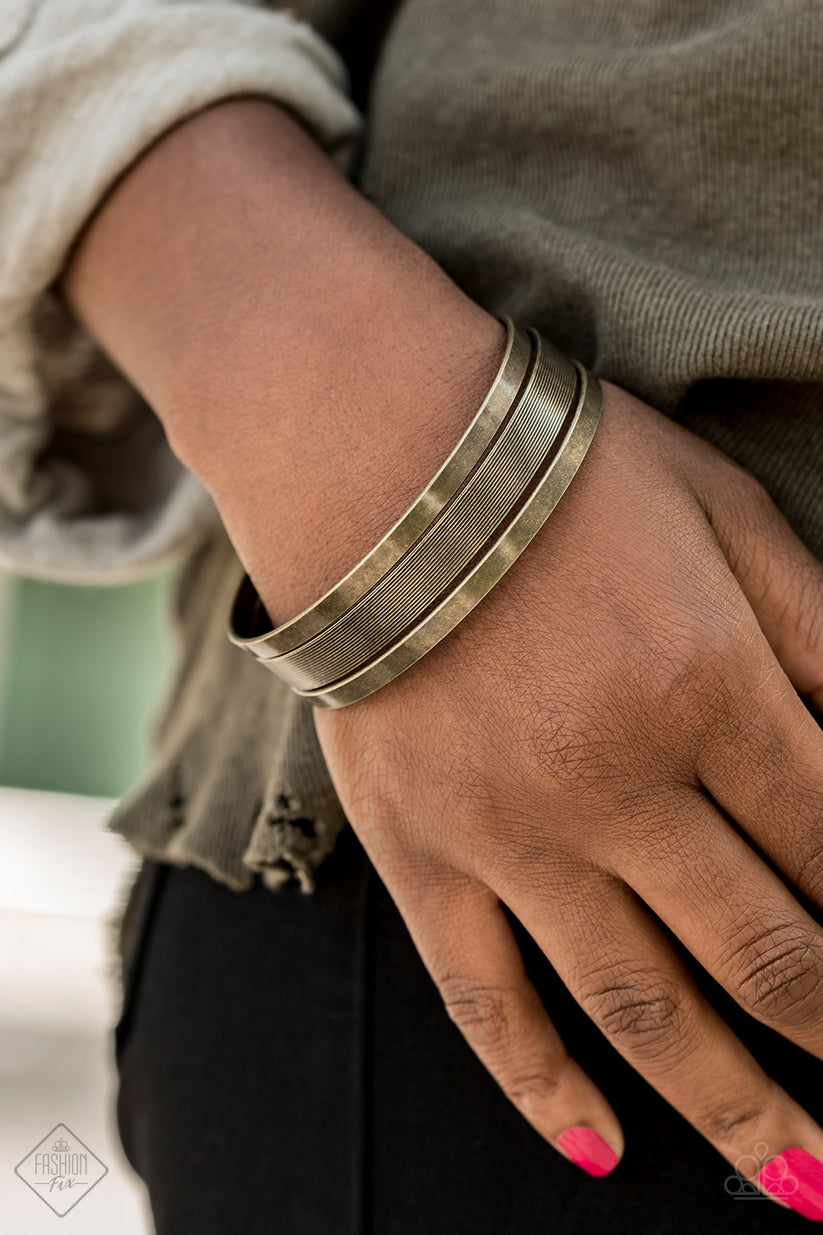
top-left (14, 1123), bottom-right (108, 1216)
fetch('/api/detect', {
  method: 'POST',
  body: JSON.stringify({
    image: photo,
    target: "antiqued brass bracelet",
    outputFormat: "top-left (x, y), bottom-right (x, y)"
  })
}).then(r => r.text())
top-left (228, 324), bottom-right (603, 709)
top-left (266, 330), bottom-right (576, 691)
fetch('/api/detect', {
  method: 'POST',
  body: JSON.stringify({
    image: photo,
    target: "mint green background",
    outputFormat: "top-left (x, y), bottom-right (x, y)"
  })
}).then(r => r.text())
top-left (0, 573), bottom-right (175, 798)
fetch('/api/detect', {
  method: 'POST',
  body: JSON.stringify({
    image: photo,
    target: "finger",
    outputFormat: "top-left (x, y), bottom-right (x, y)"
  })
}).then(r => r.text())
top-left (693, 620), bottom-right (823, 911)
top-left (698, 460), bottom-right (823, 707)
top-left (384, 859), bottom-right (623, 1176)
top-left (495, 860), bottom-right (823, 1216)
top-left (610, 784), bottom-right (823, 1056)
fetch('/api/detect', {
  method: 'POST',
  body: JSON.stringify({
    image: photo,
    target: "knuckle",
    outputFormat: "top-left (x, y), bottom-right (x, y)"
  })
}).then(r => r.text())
top-left (439, 977), bottom-right (515, 1056)
top-left (738, 467), bottom-right (777, 515)
top-left (648, 634), bottom-right (736, 739)
top-left (614, 619), bottom-right (745, 763)
top-left (506, 1069), bottom-right (564, 1112)
top-left (439, 975), bottom-right (567, 1115)
top-left (714, 459), bottom-right (777, 531)
top-left (698, 1098), bottom-right (768, 1144)
top-left (578, 968), bottom-right (687, 1060)
top-left (730, 924), bottom-right (823, 1027)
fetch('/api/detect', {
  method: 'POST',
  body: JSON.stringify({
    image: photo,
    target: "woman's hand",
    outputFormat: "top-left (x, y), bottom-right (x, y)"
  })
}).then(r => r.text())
top-left (57, 94), bottom-right (823, 1212)
top-left (314, 377), bottom-right (823, 1199)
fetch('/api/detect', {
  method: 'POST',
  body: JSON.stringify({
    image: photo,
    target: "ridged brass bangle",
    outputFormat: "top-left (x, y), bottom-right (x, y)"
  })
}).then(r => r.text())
top-left (266, 331), bottom-right (577, 693)
top-left (229, 315), bottom-right (531, 658)
top-left (227, 325), bottom-right (603, 710)
top-left (301, 360), bottom-right (602, 708)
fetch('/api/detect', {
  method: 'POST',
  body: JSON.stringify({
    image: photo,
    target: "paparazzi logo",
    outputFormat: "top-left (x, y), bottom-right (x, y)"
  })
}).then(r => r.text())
top-left (724, 1141), bottom-right (797, 1204)
top-left (14, 1123), bottom-right (107, 1216)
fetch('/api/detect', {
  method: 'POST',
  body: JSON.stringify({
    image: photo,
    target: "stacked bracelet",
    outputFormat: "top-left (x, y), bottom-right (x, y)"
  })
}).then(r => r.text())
top-left (227, 318), bottom-right (602, 709)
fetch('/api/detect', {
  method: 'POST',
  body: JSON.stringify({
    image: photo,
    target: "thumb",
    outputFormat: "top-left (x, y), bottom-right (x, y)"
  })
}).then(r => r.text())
top-left (697, 455), bottom-right (823, 709)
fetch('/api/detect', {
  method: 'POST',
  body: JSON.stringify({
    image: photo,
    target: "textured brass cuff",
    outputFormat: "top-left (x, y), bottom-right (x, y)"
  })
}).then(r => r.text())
top-left (228, 325), bottom-right (603, 709)
top-left (296, 358), bottom-right (601, 708)
top-left (268, 330), bottom-right (576, 692)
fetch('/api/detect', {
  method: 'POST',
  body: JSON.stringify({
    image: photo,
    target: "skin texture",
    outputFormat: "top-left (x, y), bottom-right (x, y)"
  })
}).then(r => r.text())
top-left (59, 98), bottom-right (823, 1201)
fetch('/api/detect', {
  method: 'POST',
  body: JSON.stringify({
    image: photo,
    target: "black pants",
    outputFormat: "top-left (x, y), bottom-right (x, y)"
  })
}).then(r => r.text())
top-left (115, 821), bottom-right (823, 1234)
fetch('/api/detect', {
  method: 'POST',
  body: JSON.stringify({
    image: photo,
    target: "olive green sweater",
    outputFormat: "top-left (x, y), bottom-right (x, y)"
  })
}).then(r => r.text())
top-left (3, 0), bottom-right (822, 890)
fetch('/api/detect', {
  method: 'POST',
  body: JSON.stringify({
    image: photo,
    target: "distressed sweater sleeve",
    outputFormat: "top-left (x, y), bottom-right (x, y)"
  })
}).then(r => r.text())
top-left (0, 1), bottom-right (362, 584)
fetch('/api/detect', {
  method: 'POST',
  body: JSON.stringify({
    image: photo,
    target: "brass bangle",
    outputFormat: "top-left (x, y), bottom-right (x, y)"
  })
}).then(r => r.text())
top-left (227, 326), bottom-right (603, 710)
top-left (229, 315), bottom-right (531, 657)
top-left (267, 330), bottom-right (577, 692)
top-left (298, 359), bottom-right (602, 708)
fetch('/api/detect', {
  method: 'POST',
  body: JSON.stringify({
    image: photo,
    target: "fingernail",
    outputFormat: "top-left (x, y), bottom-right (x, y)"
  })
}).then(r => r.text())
top-left (557, 1127), bottom-right (619, 1177)
top-left (758, 1148), bottom-right (823, 1220)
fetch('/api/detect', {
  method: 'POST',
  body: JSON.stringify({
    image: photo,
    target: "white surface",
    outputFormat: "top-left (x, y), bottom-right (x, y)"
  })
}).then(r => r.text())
top-left (0, 787), bottom-right (152, 1234)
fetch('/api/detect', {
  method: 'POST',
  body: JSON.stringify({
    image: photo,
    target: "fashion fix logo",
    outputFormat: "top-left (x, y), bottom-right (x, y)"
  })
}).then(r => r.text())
top-left (14, 1123), bottom-right (107, 1216)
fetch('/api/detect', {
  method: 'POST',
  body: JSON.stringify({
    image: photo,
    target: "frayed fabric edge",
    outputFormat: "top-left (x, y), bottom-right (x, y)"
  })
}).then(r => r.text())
top-left (242, 787), bottom-right (347, 895)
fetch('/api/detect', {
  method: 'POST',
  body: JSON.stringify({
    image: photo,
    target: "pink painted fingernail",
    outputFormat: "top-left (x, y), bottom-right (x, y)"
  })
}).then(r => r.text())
top-left (758, 1148), bottom-right (823, 1220)
top-left (557, 1127), bottom-right (619, 1177)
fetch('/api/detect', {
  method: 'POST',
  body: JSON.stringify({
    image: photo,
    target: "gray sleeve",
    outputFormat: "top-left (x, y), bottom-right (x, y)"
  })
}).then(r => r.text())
top-left (0, 1), bottom-right (362, 584)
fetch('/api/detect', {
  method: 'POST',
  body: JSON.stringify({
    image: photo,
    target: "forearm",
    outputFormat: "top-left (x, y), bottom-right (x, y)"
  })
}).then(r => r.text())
top-left (57, 97), bottom-right (504, 621)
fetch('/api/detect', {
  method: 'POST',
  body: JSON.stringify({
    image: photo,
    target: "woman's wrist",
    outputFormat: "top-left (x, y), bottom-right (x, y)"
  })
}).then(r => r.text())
top-left (57, 95), bottom-right (507, 621)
